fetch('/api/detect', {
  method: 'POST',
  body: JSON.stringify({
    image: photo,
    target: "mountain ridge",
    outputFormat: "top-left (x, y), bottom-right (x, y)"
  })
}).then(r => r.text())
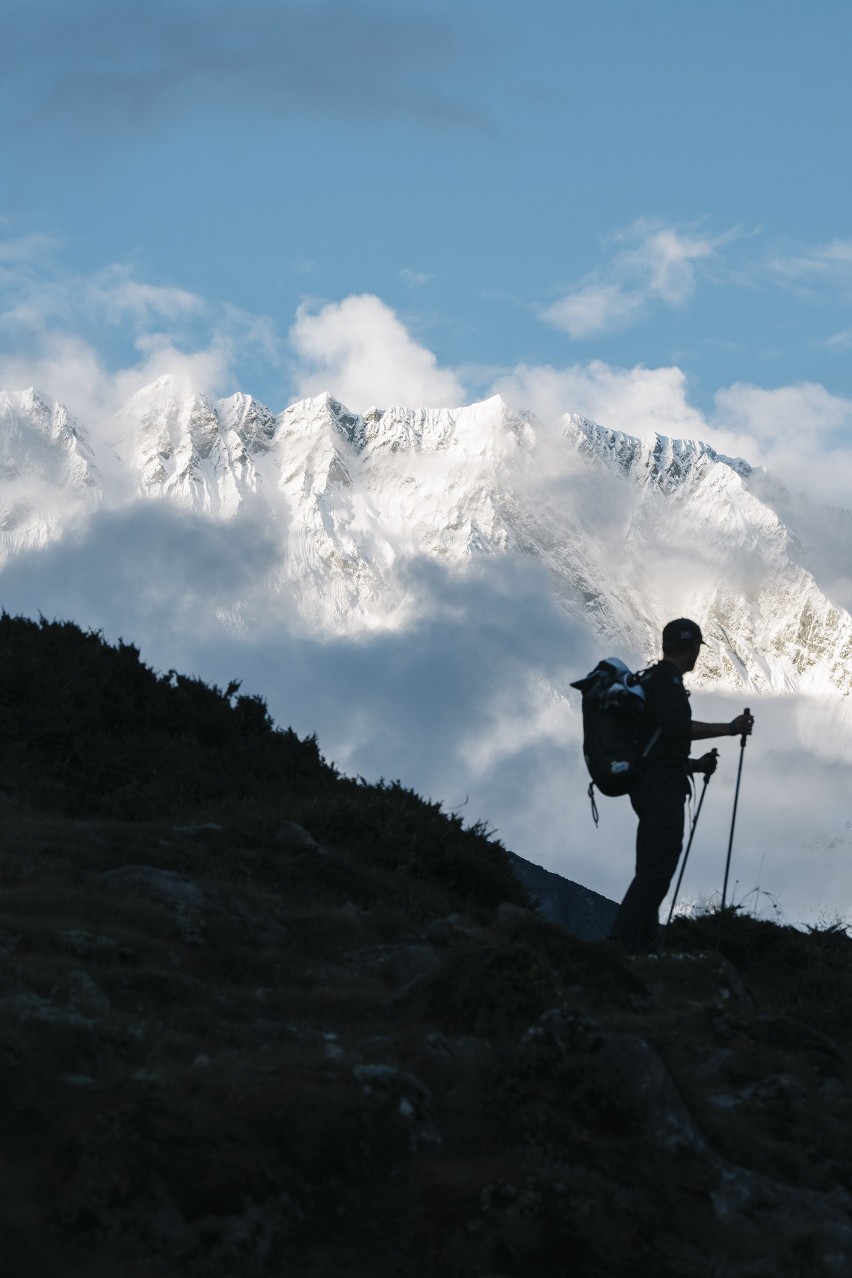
top-left (1, 375), bottom-right (850, 697)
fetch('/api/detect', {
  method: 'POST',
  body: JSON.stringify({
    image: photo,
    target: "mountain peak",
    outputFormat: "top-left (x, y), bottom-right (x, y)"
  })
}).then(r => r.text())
top-left (563, 413), bottom-right (752, 492)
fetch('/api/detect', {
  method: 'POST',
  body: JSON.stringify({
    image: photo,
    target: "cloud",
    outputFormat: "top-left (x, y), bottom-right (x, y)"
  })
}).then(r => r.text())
top-left (399, 268), bottom-right (435, 288)
top-left (82, 268), bottom-right (205, 327)
top-left (0, 230), bottom-right (59, 265)
top-left (290, 294), bottom-right (466, 410)
top-left (1, 0), bottom-right (486, 145)
top-left (542, 220), bottom-right (726, 339)
top-left (494, 358), bottom-right (707, 441)
top-left (4, 502), bottom-right (852, 927)
top-left (0, 240), bottom-right (208, 337)
top-left (0, 237), bottom-right (465, 426)
top-left (0, 236), bottom-right (467, 422)
top-left (0, 232), bottom-right (282, 425)
top-left (542, 283), bottom-right (644, 341)
top-left (710, 380), bottom-right (852, 503)
top-left (769, 238), bottom-right (852, 287)
top-left (495, 353), bottom-right (852, 509)
top-left (0, 322), bottom-right (235, 432)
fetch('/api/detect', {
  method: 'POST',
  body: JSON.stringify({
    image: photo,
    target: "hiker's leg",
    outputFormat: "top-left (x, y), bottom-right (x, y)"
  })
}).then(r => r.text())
top-left (610, 774), bottom-right (685, 951)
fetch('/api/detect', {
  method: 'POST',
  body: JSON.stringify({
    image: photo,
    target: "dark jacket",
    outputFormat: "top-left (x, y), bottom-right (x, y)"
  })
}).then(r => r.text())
top-left (637, 659), bottom-right (692, 775)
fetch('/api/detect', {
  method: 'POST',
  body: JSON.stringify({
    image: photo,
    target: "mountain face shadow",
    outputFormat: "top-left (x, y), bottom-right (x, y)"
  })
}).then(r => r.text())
top-left (505, 849), bottom-right (618, 940)
top-left (2, 613), bottom-right (852, 1278)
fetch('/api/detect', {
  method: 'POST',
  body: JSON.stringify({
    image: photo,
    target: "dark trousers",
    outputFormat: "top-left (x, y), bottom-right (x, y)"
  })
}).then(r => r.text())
top-left (609, 771), bottom-right (687, 952)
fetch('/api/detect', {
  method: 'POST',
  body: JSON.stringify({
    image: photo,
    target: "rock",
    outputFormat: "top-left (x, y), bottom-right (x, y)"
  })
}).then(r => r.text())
top-left (64, 971), bottom-right (111, 1018)
top-left (595, 1032), bottom-right (706, 1152)
top-left (101, 865), bottom-right (202, 911)
top-left (754, 1014), bottom-right (842, 1062)
top-left (101, 865), bottom-right (203, 942)
top-left (522, 1006), bottom-right (604, 1056)
top-left (353, 1063), bottom-right (441, 1149)
top-left (276, 822), bottom-right (326, 853)
top-left (710, 1162), bottom-right (852, 1273)
top-left (58, 929), bottom-right (134, 960)
top-left (715, 955), bottom-right (756, 1018)
top-left (3, 990), bottom-right (93, 1030)
top-left (203, 890), bottom-right (286, 946)
top-left (496, 902), bottom-right (537, 929)
top-left (343, 943), bottom-right (439, 989)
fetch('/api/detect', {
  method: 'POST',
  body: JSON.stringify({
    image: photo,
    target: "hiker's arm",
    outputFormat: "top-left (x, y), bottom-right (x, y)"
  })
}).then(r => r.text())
top-left (691, 712), bottom-right (754, 741)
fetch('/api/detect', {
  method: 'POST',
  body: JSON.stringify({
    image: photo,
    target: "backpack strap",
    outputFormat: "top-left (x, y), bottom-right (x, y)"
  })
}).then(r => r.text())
top-left (628, 665), bottom-right (655, 686)
top-left (588, 781), bottom-right (600, 827)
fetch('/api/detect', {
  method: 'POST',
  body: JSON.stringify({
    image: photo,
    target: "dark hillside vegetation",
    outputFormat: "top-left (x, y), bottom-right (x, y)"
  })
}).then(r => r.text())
top-left (0, 615), bottom-right (522, 910)
top-left (2, 614), bottom-right (852, 1277)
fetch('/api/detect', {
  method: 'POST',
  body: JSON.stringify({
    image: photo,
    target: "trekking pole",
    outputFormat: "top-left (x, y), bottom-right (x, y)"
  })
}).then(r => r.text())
top-left (721, 708), bottom-right (750, 910)
top-left (666, 750), bottom-right (717, 929)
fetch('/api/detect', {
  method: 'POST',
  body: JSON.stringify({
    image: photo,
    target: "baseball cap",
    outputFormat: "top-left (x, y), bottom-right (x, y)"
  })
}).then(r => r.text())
top-left (662, 618), bottom-right (704, 651)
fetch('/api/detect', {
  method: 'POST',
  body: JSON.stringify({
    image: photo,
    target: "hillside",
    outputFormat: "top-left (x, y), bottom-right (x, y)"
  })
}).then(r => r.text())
top-left (2, 616), bottom-right (852, 1276)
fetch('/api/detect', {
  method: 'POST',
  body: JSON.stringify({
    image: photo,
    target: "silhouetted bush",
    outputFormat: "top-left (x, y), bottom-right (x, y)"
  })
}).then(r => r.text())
top-left (0, 613), bottom-right (526, 911)
top-left (0, 614), bottom-right (328, 818)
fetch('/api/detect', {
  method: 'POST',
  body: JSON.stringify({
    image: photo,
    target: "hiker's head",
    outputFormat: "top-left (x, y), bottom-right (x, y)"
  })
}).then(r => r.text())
top-left (662, 618), bottom-right (704, 671)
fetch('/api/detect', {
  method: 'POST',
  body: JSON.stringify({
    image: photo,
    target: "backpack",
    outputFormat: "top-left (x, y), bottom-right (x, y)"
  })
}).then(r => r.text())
top-left (570, 658), bottom-right (660, 822)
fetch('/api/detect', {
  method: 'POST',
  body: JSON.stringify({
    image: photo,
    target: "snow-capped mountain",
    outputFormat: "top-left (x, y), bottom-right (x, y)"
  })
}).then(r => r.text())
top-left (2, 374), bottom-right (851, 697)
top-left (0, 388), bottom-right (101, 565)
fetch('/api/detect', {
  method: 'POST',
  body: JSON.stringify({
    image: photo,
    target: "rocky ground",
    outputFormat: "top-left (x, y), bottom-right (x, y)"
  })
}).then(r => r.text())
top-left (2, 616), bottom-right (852, 1276)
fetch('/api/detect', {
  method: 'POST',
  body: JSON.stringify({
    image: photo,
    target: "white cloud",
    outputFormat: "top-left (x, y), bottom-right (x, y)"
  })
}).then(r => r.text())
top-left (0, 230), bottom-right (59, 265)
top-left (0, 232), bottom-right (274, 424)
top-left (495, 352), bottom-right (852, 508)
top-left (0, 327), bottom-right (235, 430)
top-left (542, 220), bottom-right (724, 339)
top-left (83, 267), bottom-right (205, 327)
top-left (770, 238), bottom-right (852, 282)
top-left (494, 358), bottom-right (707, 441)
top-left (290, 293), bottom-right (466, 411)
top-left (709, 380), bottom-right (852, 504)
top-left (110, 333), bottom-right (235, 406)
top-left (542, 283), bottom-right (643, 340)
top-left (399, 268), bottom-right (435, 287)
top-left (0, 246), bottom-right (207, 335)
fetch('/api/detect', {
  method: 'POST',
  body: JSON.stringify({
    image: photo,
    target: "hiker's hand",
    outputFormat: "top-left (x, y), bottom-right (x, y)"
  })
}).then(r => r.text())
top-left (730, 711), bottom-right (754, 737)
top-left (693, 750), bottom-right (718, 776)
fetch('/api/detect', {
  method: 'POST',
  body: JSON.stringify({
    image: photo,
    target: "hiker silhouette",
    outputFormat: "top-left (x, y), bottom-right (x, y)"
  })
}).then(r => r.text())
top-left (609, 619), bottom-right (754, 952)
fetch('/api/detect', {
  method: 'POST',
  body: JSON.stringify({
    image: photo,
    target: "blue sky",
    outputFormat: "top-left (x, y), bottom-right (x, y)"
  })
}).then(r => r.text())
top-left (3, 0), bottom-right (852, 495)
